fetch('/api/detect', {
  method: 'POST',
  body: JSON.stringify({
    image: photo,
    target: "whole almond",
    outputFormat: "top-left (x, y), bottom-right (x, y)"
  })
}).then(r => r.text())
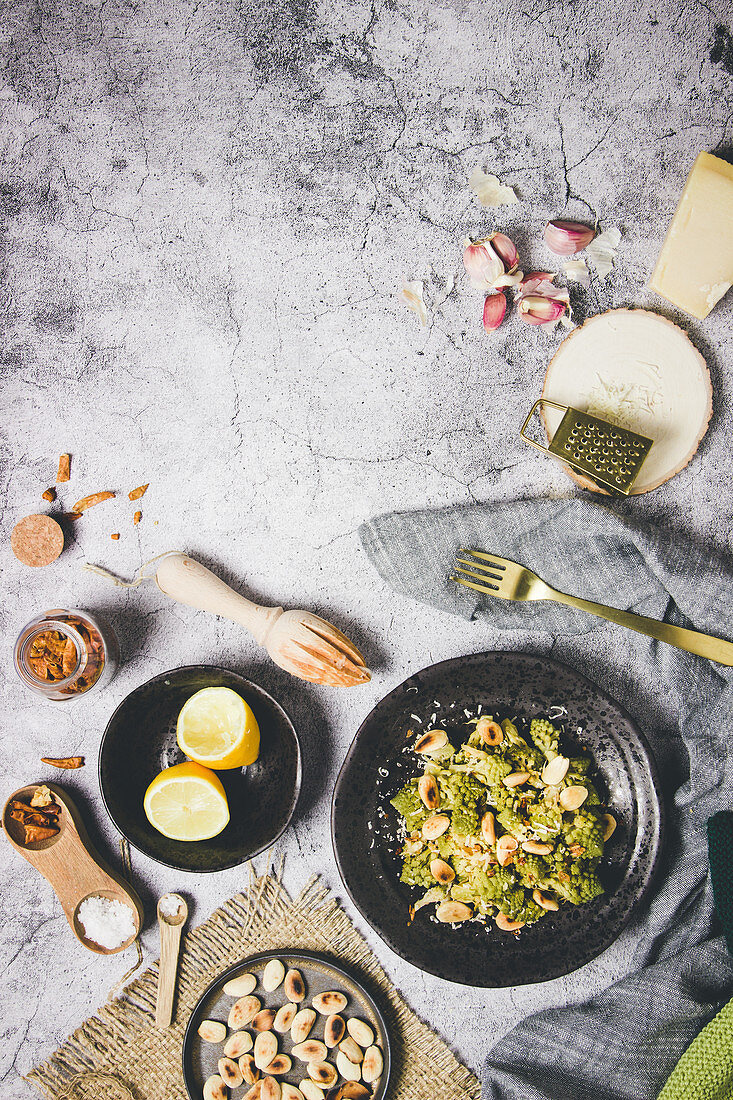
top-left (435, 900), bottom-right (472, 923)
top-left (253, 1009), bottom-right (277, 1032)
top-left (263, 958), bottom-right (285, 992)
top-left (229, 995), bottom-right (261, 1029)
top-left (324, 1014), bottom-right (346, 1048)
top-left (291, 1008), bottom-right (316, 1043)
top-left (338, 1036), bottom-right (364, 1064)
top-left (559, 785), bottom-right (588, 811)
top-left (224, 1031), bottom-right (254, 1058)
top-left (541, 755), bottom-right (570, 786)
top-left (292, 1040), bottom-right (327, 1062)
top-left (346, 1018), bottom-right (374, 1049)
top-left (421, 814), bottom-right (450, 840)
top-left (198, 1020), bottom-right (227, 1044)
top-left (254, 1030), bottom-right (278, 1071)
top-left (261, 1077), bottom-right (281, 1100)
top-left (274, 1002), bottom-right (298, 1033)
top-left (414, 729), bottom-right (448, 754)
top-left (336, 1050), bottom-right (362, 1082)
top-left (223, 973), bottom-right (257, 997)
top-left (418, 774), bottom-right (440, 810)
top-left (268, 1055), bottom-right (292, 1075)
top-left (203, 1075), bottom-right (227, 1100)
top-left (307, 1063), bottom-right (338, 1088)
top-left (218, 1057), bottom-right (244, 1088)
top-left (312, 991), bottom-right (348, 1015)
top-left (239, 1053), bottom-right (261, 1085)
top-left (284, 969), bottom-right (306, 1002)
top-left (361, 1046), bottom-right (383, 1084)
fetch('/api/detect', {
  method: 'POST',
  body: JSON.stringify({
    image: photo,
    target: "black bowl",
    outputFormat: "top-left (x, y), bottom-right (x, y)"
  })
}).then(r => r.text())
top-left (99, 666), bottom-right (301, 872)
top-left (332, 651), bottom-right (664, 986)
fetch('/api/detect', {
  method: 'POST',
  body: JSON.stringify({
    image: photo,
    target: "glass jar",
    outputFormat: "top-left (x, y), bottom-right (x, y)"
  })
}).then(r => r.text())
top-left (14, 609), bottom-right (119, 701)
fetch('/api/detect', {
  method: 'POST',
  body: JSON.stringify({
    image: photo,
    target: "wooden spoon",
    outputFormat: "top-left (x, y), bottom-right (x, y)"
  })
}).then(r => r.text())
top-left (155, 553), bottom-right (370, 687)
top-left (2, 783), bottom-right (143, 954)
top-left (155, 892), bottom-right (188, 1028)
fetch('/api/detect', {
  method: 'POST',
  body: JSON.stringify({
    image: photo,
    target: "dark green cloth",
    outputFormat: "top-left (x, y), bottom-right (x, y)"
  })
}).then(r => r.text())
top-left (708, 812), bottom-right (733, 956)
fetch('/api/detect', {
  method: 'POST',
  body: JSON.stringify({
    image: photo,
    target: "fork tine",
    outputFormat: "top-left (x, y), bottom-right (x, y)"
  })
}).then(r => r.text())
top-left (458, 547), bottom-right (507, 569)
top-left (453, 566), bottom-right (501, 588)
top-left (455, 556), bottom-right (504, 582)
top-left (451, 575), bottom-right (500, 596)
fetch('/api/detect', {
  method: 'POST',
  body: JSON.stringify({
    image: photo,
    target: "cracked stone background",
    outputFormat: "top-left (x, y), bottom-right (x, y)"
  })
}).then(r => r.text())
top-left (1, 0), bottom-right (732, 1096)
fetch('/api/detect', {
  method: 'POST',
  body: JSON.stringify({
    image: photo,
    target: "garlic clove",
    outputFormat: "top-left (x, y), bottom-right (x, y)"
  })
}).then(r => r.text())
top-left (488, 231), bottom-right (519, 271)
top-left (518, 295), bottom-right (569, 325)
top-left (544, 219), bottom-right (596, 255)
top-left (483, 292), bottom-right (507, 332)
top-left (463, 237), bottom-right (504, 290)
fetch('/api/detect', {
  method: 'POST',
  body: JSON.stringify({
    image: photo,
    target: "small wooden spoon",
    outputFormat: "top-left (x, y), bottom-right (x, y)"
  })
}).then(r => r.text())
top-left (155, 892), bottom-right (188, 1028)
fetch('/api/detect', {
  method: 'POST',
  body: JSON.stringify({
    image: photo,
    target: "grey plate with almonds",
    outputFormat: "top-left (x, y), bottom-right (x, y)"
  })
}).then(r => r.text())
top-left (182, 949), bottom-right (391, 1100)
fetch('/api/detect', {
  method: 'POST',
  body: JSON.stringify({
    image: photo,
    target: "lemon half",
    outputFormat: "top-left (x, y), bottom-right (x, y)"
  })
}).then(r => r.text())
top-left (143, 761), bottom-right (230, 841)
top-left (176, 687), bottom-right (260, 770)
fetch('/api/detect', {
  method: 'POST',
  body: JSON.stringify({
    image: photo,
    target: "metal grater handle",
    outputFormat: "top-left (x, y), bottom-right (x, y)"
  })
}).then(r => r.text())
top-left (519, 399), bottom-right (567, 456)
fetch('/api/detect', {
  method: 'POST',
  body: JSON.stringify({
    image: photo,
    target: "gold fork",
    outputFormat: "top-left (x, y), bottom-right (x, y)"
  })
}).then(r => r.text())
top-left (452, 548), bottom-right (733, 666)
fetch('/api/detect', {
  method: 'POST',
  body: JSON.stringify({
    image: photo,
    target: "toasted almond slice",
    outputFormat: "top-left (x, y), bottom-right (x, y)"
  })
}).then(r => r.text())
top-left (239, 1054), bottom-right (260, 1085)
top-left (429, 857), bottom-right (455, 885)
top-left (481, 811), bottom-right (496, 847)
top-left (361, 1046), bottom-right (383, 1084)
top-left (324, 1014), bottom-right (346, 1048)
top-left (307, 1063), bottom-right (338, 1088)
top-left (346, 1018), bottom-right (374, 1049)
top-left (128, 483), bottom-right (149, 501)
top-left (559, 785), bottom-right (588, 811)
top-left (56, 453), bottom-right (71, 483)
top-left (336, 1051), bottom-right (362, 1082)
top-left (435, 900), bottom-right (472, 923)
top-left (244, 1083), bottom-right (263, 1100)
top-left (503, 771), bottom-right (531, 788)
top-left (414, 729), bottom-right (448, 754)
top-left (476, 717), bottom-right (504, 745)
top-left (312, 991), bottom-right (348, 1014)
top-left (292, 1040), bottom-right (327, 1062)
top-left (418, 774), bottom-right (440, 810)
top-left (496, 834), bottom-right (518, 867)
top-left (284, 969), bottom-right (306, 1003)
top-left (601, 813), bottom-right (617, 840)
top-left (223, 973), bottom-right (257, 997)
top-left (198, 1020), bottom-right (227, 1044)
top-left (422, 813), bottom-right (450, 840)
top-left (495, 913), bottom-right (525, 931)
top-left (338, 1086), bottom-right (371, 1100)
top-left (274, 1002), bottom-right (298, 1033)
top-left (299, 1082), bottom-right (324, 1100)
top-left (224, 1031), bottom-right (254, 1058)
top-left (541, 755), bottom-right (570, 786)
top-left (263, 958), bottom-right (285, 992)
top-left (261, 1078), bottom-right (281, 1100)
top-left (268, 1055), bottom-right (292, 1075)
top-left (229, 996), bottom-right (261, 1029)
top-left (72, 491), bottom-right (115, 512)
top-left (281, 1086), bottom-right (305, 1100)
top-left (521, 839), bottom-right (553, 855)
top-left (253, 1009), bottom-right (276, 1032)
top-left (254, 1030), bottom-right (278, 1071)
top-left (291, 1008), bottom-right (316, 1044)
top-left (203, 1074), bottom-right (228, 1100)
top-left (533, 889), bottom-right (560, 911)
top-left (219, 1057), bottom-right (244, 1088)
top-left (338, 1036), bottom-right (364, 1064)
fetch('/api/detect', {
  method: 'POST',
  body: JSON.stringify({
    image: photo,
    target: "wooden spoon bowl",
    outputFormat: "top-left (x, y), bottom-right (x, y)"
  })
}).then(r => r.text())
top-left (3, 782), bottom-right (143, 954)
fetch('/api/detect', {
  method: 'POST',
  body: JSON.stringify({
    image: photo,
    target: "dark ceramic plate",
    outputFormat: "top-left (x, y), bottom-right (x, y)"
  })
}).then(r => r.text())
top-left (99, 666), bottom-right (301, 872)
top-left (332, 651), bottom-right (663, 987)
top-left (182, 949), bottom-right (391, 1100)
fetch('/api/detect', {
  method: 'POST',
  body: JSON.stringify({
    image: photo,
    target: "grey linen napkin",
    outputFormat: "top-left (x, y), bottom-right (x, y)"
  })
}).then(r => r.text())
top-left (360, 497), bottom-right (733, 1100)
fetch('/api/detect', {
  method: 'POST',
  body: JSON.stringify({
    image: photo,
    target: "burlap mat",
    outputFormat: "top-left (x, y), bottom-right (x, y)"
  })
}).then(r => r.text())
top-left (26, 873), bottom-right (480, 1100)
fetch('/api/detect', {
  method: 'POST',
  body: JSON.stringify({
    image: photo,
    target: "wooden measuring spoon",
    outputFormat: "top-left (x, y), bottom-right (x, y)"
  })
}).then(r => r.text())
top-left (2, 783), bottom-right (143, 954)
top-left (155, 892), bottom-right (188, 1028)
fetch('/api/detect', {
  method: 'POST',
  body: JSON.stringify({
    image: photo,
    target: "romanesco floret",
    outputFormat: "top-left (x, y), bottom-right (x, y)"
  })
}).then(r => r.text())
top-left (546, 865), bottom-right (603, 905)
top-left (500, 890), bottom-right (546, 924)
top-left (390, 782), bottom-right (426, 823)
top-left (447, 773), bottom-right (484, 836)
top-left (529, 718), bottom-right (560, 759)
top-left (564, 810), bottom-right (605, 860)
top-left (467, 753), bottom-right (512, 786)
top-left (400, 850), bottom-right (434, 888)
top-left (515, 852), bottom-right (553, 887)
top-left (569, 753), bottom-right (592, 774)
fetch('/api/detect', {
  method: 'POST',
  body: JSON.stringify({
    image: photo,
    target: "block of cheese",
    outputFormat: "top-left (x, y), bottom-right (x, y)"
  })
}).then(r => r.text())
top-left (649, 152), bottom-right (733, 319)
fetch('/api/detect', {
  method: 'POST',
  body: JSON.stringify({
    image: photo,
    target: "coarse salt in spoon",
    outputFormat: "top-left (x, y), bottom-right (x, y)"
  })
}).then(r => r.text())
top-left (156, 892), bottom-right (188, 1028)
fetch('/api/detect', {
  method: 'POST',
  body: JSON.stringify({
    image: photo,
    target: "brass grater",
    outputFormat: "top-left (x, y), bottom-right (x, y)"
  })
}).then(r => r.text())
top-left (520, 398), bottom-right (654, 495)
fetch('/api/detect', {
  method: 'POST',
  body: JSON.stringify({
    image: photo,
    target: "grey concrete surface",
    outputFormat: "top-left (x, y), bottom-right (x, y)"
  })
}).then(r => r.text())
top-left (1, 0), bottom-right (732, 1096)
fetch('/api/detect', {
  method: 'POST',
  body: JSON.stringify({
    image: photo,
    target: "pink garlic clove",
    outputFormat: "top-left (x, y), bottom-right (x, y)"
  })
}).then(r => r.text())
top-left (488, 231), bottom-right (519, 271)
top-left (543, 219), bottom-right (596, 256)
top-left (463, 237), bottom-right (505, 289)
top-left (483, 292), bottom-right (507, 332)
top-left (517, 295), bottom-right (569, 325)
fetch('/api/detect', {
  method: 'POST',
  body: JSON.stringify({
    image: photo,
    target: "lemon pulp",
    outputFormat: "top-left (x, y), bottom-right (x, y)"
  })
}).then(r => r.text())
top-left (176, 686), bottom-right (260, 769)
top-left (143, 761), bottom-right (230, 841)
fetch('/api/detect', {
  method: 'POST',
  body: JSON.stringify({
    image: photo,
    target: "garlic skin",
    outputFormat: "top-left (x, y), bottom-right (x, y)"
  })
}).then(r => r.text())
top-left (462, 237), bottom-right (504, 289)
top-left (587, 226), bottom-right (622, 277)
top-left (483, 292), bottom-right (507, 332)
top-left (468, 166), bottom-right (519, 207)
top-left (400, 280), bottom-right (429, 325)
top-left (544, 219), bottom-right (596, 255)
top-left (563, 258), bottom-right (591, 286)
